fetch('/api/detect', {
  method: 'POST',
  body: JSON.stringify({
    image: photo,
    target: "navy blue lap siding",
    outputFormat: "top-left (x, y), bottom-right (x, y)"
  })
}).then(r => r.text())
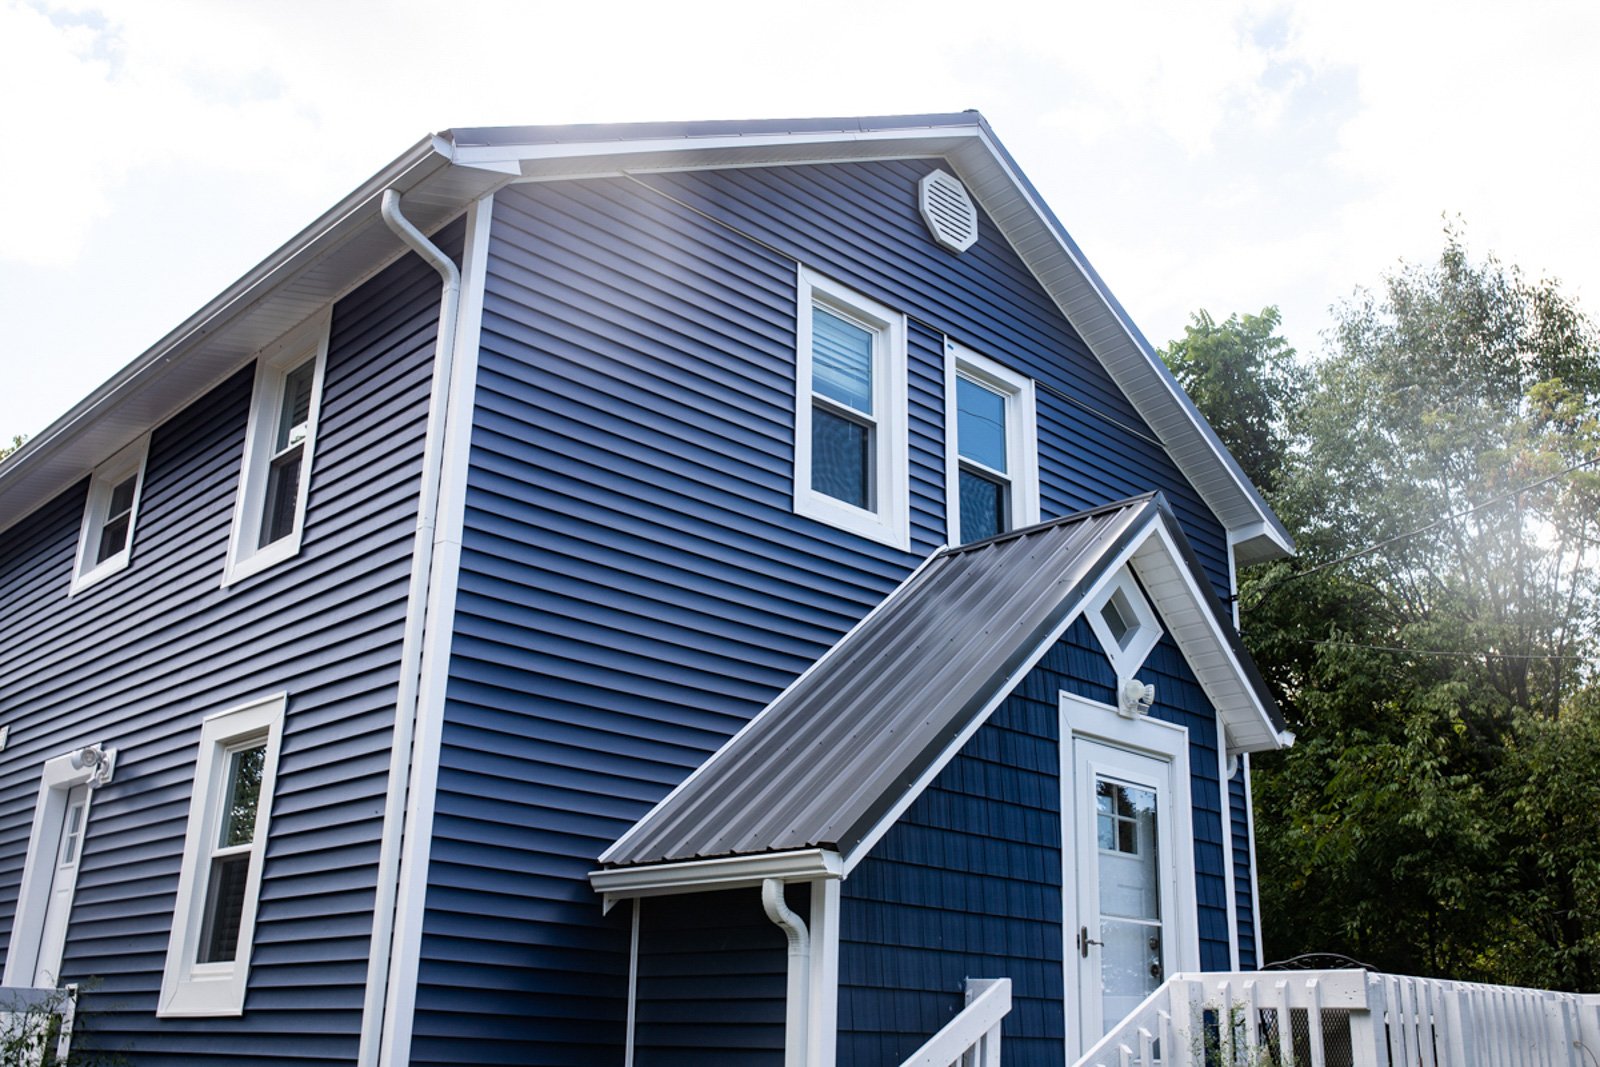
top-left (1231, 772), bottom-right (1257, 967)
top-left (632, 887), bottom-right (795, 1067)
top-left (0, 221), bottom-right (458, 1063)
top-left (420, 161), bottom-right (1239, 1062)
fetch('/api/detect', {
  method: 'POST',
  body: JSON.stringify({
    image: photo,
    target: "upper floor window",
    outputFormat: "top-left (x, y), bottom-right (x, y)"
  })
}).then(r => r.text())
top-left (224, 316), bottom-right (329, 586)
top-left (944, 345), bottom-right (1038, 544)
top-left (793, 268), bottom-right (909, 550)
top-left (159, 693), bottom-right (285, 1017)
top-left (71, 434), bottom-right (150, 594)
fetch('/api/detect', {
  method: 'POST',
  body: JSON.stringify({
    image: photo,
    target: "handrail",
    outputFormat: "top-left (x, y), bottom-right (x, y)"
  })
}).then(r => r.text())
top-left (1074, 969), bottom-right (1600, 1067)
top-left (899, 978), bottom-right (1012, 1067)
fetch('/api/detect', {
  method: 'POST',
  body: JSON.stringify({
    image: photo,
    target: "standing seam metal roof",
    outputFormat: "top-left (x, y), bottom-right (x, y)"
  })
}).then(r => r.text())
top-left (601, 496), bottom-right (1169, 870)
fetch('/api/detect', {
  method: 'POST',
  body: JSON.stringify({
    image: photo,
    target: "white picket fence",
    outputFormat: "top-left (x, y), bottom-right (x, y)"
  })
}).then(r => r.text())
top-left (1074, 970), bottom-right (1600, 1067)
top-left (898, 978), bottom-right (1012, 1067)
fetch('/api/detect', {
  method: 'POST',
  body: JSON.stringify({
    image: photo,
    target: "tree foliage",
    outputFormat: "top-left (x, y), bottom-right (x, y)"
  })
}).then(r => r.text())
top-left (1175, 229), bottom-right (1600, 990)
top-left (0, 434), bottom-right (22, 460)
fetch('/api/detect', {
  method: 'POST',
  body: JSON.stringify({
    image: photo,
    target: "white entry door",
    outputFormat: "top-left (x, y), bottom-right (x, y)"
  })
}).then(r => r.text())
top-left (32, 783), bottom-right (89, 987)
top-left (1070, 734), bottom-right (1187, 1046)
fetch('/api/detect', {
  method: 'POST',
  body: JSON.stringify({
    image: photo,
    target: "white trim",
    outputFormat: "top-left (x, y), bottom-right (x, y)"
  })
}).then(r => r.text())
top-left (1139, 523), bottom-right (1286, 752)
top-left (1060, 691), bottom-right (1199, 1054)
top-left (793, 266), bottom-right (909, 551)
top-left (806, 877), bottom-right (840, 1067)
top-left (1243, 753), bottom-right (1265, 962)
top-left (1084, 567), bottom-right (1163, 684)
top-left (157, 692), bottom-right (286, 1017)
top-left (600, 547), bottom-right (947, 868)
top-left (624, 899), bottom-right (640, 1067)
top-left (3, 748), bottom-right (115, 987)
top-left (1218, 727), bottom-right (1241, 971)
top-left (943, 343), bottom-right (1039, 546)
top-left (222, 313), bottom-right (331, 587)
top-left (363, 191), bottom-right (487, 1067)
top-left (842, 514), bottom-right (1154, 873)
top-left (590, 849), bottom-right (844, 907)
top-left (69, 434), bottom-right (150, 595)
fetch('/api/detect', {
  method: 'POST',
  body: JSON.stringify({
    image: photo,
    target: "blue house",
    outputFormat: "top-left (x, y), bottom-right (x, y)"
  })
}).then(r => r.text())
top-left (0, 113), bottom-right (1300, 1066)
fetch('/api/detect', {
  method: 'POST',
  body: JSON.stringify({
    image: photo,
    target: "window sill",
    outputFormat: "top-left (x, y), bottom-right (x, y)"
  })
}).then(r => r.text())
top-left (795, 488), bottom-right (909, 551)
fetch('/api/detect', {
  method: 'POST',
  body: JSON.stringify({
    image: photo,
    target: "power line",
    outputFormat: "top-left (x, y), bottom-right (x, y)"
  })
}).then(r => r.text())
top-left (1308, 638), bottom-right (1585, 662)
top-left (1242, 453), bottom-right (1600, 610)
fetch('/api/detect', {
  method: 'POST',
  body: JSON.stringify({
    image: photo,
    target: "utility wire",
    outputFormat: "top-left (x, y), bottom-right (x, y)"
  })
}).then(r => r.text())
top-left (1242, 453), bottom-right (1600, 610)
top-left (1309, 639), bottom-right (1585, 662)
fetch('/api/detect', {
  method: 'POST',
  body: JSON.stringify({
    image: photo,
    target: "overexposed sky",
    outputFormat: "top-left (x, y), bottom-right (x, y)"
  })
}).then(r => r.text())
top-left (3, 0), bottom-right (1598, 443)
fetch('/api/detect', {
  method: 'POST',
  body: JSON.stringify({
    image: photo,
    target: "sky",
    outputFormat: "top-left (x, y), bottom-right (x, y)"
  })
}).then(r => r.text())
top-left (3, 0), bottom-right (1599, 444)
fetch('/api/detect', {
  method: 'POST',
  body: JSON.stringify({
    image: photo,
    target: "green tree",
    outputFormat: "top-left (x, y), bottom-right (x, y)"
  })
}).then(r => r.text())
top-left (0, 434), bottom-right (23, 460)
top-left (1173, 229), bottom-right (1600, 989)
top-left (1161, 307), bottom-right (1302, 495)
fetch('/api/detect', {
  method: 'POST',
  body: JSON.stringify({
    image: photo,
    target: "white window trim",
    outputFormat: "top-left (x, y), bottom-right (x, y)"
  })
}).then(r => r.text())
top-left (793, 267), bottom-right (909, 551)
top-left (943, 343), bottom-right (1039, 545)
top-left (158, 693), bottom-right (286, 1017)
top-left (1085, 566), bottom-right (1163, 682)
top-left (70, 434), bottom-right (151, 595)
top-left (3, 746), bottom-right (116, 988)
top-left (223, 315), bottom-right (330, 587)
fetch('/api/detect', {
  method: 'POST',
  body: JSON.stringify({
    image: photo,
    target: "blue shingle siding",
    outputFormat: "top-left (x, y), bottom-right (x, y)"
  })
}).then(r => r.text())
top-left (1231, 772), bottom-right (1257, 967)
top-left (839, 614), bottom-right (1235, 1063)
top-left (632, 887), bottom-right (795, 1066)
top-left (420, 160), bottom-right (1238, 1060)
top-left (838, 654), bottom-right (1068, 1067)
top-left (0, 223), bottom-right (455, 1063)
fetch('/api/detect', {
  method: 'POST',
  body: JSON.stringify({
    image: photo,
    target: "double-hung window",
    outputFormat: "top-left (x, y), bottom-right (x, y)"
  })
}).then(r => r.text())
top-left (159, 694), bottom-right (285, 1016)
top-left (944, 345), bottom-right (1039, 544)
top-left (224, 316), bottom-right (329, 585)
top-left (71, 435), bottom-right (150, 593)
top-left (793, 268), bottom-right (909, 549)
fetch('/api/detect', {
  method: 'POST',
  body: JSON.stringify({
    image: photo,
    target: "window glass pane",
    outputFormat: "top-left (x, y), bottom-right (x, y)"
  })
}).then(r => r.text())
top-left (259, 447), bottom-right (304, 547)
top-left (956, 376), bottom-right (1007, 472)
top-left (1102, 593), bottom-right (1132, 647)
top-left (106, 476), bottom-right (137, 520)
top-left (812, 307), bottom-right (874, 414)
top-left (96, 514), bottom-right (132, 565)
top-left (59, 802), bottom-right (85, 867)
top-left (219, 745), bottom-right (266, 849)
top-left (812, 406), bottom-right (870, 509)
top-left (275, 362), bottom-right (316, 452)
top-left (198, 853), bottom-right (251, 964)
top-left (959, 469), bottom-right (1005, 543)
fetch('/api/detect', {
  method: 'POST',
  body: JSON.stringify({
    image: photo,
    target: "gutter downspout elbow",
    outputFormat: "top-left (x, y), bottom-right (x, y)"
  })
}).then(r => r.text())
top-left (359, 188), bottom-right (464, 1067)
top-left (763, 878), bottom-right (811, 1067)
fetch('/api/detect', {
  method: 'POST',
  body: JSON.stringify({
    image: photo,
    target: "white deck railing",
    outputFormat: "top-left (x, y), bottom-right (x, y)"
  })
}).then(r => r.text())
top-left (899, 978), bottom-right (1013, 1067)
top-left (0, 983), bottom-right (78, 1066)
top-left (1074, 970), bottom-right (1600, 1067)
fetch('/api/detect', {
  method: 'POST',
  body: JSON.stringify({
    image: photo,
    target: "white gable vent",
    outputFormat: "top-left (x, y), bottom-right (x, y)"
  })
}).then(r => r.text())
top-left (918, 169), bottom-right (979, 253)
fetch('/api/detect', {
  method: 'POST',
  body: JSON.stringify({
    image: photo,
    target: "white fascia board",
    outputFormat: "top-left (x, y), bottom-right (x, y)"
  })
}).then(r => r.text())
top-left (951, 128), bottom-right (1292, 562)
top-left (449, 124), bottom-right (985, 175)
top-left (1133, 522), bottom-right (1288, 753)
top-left (590, 849), bottom-right (844, 910)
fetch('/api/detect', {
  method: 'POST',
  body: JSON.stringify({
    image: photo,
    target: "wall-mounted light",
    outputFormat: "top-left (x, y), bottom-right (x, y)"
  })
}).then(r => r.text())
top-left (70, 744), bottom-right (117, 788)
top-left (1118, 678), bottom-right (1155, 719)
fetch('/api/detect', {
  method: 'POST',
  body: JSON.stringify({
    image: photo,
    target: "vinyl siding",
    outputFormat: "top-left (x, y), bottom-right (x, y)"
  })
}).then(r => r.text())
top-left (417, 160), bottom-right (1238, 1061)
top-left (1231, 771), bottom-right (1258, 968)
top-left (0, 224), bottom-right (455, 1063)
top-left (631, 887), bottom-right (796, 1066)
top-left (837, 614), bottom-right (1232, 1064)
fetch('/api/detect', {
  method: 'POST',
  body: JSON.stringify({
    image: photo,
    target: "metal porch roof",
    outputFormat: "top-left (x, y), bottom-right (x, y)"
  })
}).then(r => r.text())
top-left (600, 495), bottom-right (1287, 873)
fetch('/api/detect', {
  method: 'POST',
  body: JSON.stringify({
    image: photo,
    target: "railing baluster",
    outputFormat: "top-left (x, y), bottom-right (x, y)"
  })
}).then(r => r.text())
top-left (1306, 976), bottom-right (1327, 1067)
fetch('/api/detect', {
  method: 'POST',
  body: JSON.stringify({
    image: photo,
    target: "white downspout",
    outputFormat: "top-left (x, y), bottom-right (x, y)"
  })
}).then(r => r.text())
top-left (356, 189), bottom-right (462, 1067)
top-left (762, 878), bottom-right (811, 1067)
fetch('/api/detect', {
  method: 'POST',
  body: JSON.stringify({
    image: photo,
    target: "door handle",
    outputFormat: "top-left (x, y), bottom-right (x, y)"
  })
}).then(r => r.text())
top-left (1079, 926), bottom-right (1103, 958)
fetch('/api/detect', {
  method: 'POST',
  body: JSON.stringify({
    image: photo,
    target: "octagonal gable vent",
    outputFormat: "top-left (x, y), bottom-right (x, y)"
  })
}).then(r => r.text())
top-left (918, 169), bottom-right (979, 253)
